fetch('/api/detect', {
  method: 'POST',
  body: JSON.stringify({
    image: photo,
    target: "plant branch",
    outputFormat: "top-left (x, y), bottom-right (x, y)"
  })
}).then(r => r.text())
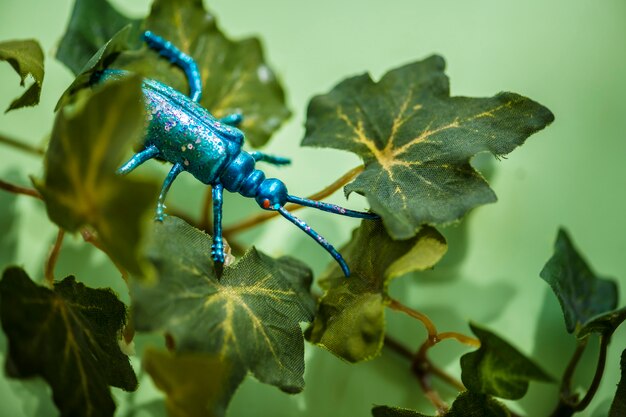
top-left (573, 335), bottom-right (609, 411)
top-left (388, 297), bottom-right (438, 338)
top-left (223, 165), bottom-right (364, 235)
top-left (560, 339), bottom-right (588, 402)
top-left (44, 229), bottom-right (65, 287)
top-left (0, 133), bottom-right (45, 156)
top-left (0, 179), bottom-right (42, 199)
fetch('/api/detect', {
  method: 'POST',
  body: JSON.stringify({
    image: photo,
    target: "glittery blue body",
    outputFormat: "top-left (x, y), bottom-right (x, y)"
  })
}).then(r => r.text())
top-left (101, 31), bottom-right (378, 276)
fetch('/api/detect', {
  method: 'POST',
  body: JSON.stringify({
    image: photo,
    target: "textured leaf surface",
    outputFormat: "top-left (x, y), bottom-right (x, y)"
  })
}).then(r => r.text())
top-left (132, 217), bottom-right (315, 393)
top-left (609, 350), bottom-right (626, 417)
top-left (113, 0), bottom-right (289, 147)
top-left (143, 348), bottom-right (244, 417)
top-left (306, 220), bottom-right (446, 362)
top-left (303, 56), bottom-right (554, 239)
top-left (372, 392), bottom-right (510, 416)
top-left (0, 267), bottom-right (136, 417)
top-left (460, 323), bottom-right (553, 400)
top-left (540, 228), bottom-right (619, 337)
top-left (0, 39), bottom-right (44, 112)
top-left (56, 0), bottom-right (139, 75)
top-left (36, 77), bottom-right (159, 278)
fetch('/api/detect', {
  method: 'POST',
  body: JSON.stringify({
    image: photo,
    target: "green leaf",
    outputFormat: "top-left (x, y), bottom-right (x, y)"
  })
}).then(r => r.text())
top-left (305, 220), bottom-right (446, 362)
top-left (372, 392), bottom-right (511, 417)
top-left (112, 0), bottom-right (289, 147)
top-left (540, 228), bottom-right (620, 337)
top-left (0, 39), bottom-right (44, 112)
top-left (576, 307), bottom-right (626, 339)
top-left (609, 349), bottom-right (626, 417)
top-left (56, 0), bottom-right (139, 75)
top-left (460, 323), bottom-right (554, 400)
top-left (36, 76), bottom-right (159, 278)
top-left (131, 216), bottom-right (315, 393)
top-left (143, 348), bottom-right (245, 417)
top-left (303, 56), bottom-right (554, 239)
top-left (0, 267), bottom-right (137, 417)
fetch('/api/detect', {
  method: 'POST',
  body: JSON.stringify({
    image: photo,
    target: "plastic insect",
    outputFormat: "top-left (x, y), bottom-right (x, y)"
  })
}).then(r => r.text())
top-left (94, 31), bottom-right (378, 276)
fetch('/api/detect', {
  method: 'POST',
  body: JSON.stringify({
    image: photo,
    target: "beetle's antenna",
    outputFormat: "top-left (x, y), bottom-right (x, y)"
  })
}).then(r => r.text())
top-left (286, 195), bottom-right (378, 220)
top-left (277, 207), bottom-right (350, 276)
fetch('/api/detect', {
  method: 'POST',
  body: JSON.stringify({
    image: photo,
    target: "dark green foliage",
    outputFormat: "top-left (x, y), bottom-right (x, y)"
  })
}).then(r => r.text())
top-left (131, 217), bottom-right (315, 394)
top-left (303, 56), bottom-right (554, 239)
top-left (0, 39), bottom-right (44, 112)
top-left (609, 350), bottom-right (626, 417)
top-left (56, 0), bottom-right (139, 75)
top-left (540, 228), bottom-right (621, 338)
top-left (36, 76), bottom-right (159, 278)
top-left (0, 267), bottom-right (136, 417)
top-left (306, 220), bottom-right (446, 362)
top-left (461, 323), bottom-right (554, 399)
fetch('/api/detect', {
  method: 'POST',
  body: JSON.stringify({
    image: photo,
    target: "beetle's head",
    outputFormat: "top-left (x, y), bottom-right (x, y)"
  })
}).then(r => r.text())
top-left (255, 178), bottom-right (288, 211)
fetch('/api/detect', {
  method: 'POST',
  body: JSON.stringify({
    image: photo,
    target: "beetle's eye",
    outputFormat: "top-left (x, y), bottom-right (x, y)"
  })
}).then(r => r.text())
top-left (263, 199), bottom-right (270, 209)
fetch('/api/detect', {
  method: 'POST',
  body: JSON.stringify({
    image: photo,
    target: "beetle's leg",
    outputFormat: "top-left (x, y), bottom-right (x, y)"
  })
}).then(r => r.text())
top-left (155, 163), bottom-right (184, 221)
top-left (117, 145), bottom-right (160, 175)
top-left (142, 31), bottom-right (202, 102)
top-left (211, 182), bottom-right (225, 263)
top-left (250, 151), bottom-right (291, 166)
top-left (219, 113), bottom-right (243, 127)
top-left (277, 207), bottom-right (350, 276)
top-left (286, 195), bottom-right (379, 219)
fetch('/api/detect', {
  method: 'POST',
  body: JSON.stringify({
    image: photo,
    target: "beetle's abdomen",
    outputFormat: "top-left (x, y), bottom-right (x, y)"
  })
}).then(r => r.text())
top-left (143, 85), bottom-right (230, 184)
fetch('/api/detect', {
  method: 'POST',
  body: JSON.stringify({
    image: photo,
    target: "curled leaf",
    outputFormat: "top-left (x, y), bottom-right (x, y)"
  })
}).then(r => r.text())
top-left (306, 220), bottom-right (446, 362)
top-left (303, 56), bottom-right (554, 239)
top-left (0, 39), bottom-right (44, 112)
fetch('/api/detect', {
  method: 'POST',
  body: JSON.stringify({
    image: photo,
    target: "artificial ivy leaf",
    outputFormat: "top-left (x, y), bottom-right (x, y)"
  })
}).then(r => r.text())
top-left (0, 267), bottom-right (137, 417)
top-left (36, 77), bottom-right (159, 278)
top-left (56, 25), bottom-right (133, 110)
top-left (460, 323), bottom-right (554, 400)
top-left (132, 216), bottom-right (315, 393)
top-left (303, 56), bottom-right (554, 239)
top-left (577, 307), bottom-right (626, 339)
top-left (372, 392), bottom-right (510, 417)
top-left (112, 0), bottom-right (289, 147)
top-left (540, 228), bottom-right (619, 337)
top-left (143, 348), bottom-right (245, 417)
top-left (0, 39), bottom-right (44, 112)
top-left (609, 349), bottom-right (626, 417)
top-left (56, 0), bottom-right (139, 75)
top-left (305, 220), bottom-right (446, 362)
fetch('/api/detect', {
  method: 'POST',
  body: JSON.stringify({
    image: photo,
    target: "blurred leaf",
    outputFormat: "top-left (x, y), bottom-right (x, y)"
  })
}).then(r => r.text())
top-left (372, 392), bottom-right (510, 416)
top-left (305, 220), bottom-right (446, 362)
top-left (56, 25), bottom-right (133, 110)
top-left (132, 217), bottom-right (315, 393)
top-left (36, 77), bottom-right (159, 278)
top-left (143, 348), bottom-right (245, 417)
top-left (0, 39), bottom-right (44, 112)
top-left (303, 56), bottom-right (554, 239)
top-left (113, 0), bottom-right (289, 147)
top-left (609, 349), bottom-right (626, 417)
top-left (461, 323), bottom-right (554, 400)
top-left (0, 267), bottom-right (136, 417)
top-left (540, 228), bottom-right (619, 337)
top-left (56, 0), bottom-right (139, 75)
top-left (577, 307), bottom-right (626, 339)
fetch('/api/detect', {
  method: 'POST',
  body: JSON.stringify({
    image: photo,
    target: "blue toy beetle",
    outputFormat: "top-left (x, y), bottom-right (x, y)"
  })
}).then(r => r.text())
top-left (95, 31), bottom-right (378, 276)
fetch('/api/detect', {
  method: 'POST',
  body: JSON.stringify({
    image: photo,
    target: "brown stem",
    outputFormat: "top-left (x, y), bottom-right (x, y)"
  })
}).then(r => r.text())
top-left (80, 228), bottom-right (129, 282)
top-left (223, 165), bottom-right (364, 235)
top-left (387, 297), bottom-right (438, 338)
top-left (573, 335), bottom-right (609, 412)
top-left (560, 339), bottom-right (587, 402)
top-left (44, 229), bottom-right (65, 286)
top-left (0, 133), bottom-right (45, 156)
top-left (0, 179), bottom-right (42, 199)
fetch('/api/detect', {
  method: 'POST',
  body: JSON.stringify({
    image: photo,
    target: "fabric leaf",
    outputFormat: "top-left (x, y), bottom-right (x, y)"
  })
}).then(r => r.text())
top-left (303, 56), bottom-right (554, 239)
top-left (0, 267), bottom-right (136, 417)
top-left (0, 39), bottom-right (44, 112)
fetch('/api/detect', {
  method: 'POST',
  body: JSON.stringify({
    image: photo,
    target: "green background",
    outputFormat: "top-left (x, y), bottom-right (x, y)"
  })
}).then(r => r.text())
top-left (0, 0), bottom-right (624, 416)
